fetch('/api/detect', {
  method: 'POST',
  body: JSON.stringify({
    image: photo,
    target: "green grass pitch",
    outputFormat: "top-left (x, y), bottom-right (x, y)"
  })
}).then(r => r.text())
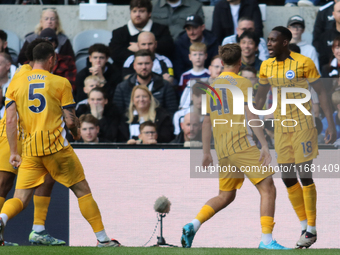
top-left (0, 247), bottom-right (339, 255)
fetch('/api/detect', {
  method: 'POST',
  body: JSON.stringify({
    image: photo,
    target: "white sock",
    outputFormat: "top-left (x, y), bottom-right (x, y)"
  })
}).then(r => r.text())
top-left (261, 233), bottom-right (273, 245)
top-left (300, 219), bottom-right (307, 231)
top-left (32, 225), bottom-right (45, 233)
top-left (0, 214), bottom-right (8, 226)
top-left (191, 219), bottom-right (201, 233)
top-left (95, 229), bottom-right (110, 242)
top-left (307, 225), bottom-right (316, 235)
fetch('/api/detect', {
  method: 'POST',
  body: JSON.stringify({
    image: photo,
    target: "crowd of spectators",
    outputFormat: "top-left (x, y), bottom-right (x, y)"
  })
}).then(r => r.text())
top-left (2, 0), bottom-right (340, 146)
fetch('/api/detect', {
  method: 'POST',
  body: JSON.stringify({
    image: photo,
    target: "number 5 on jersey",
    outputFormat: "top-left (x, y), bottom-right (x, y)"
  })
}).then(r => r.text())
top-left (29, 83), bottom-right (46, 113)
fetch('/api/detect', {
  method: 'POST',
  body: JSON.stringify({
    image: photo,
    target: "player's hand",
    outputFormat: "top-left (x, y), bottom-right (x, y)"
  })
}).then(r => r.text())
top-left (324, 126), bottom-right (337, 144)
top-left (9, 154), bottom-right (21, 169)
top-left (202, 153), bottom-right (213, 168)
top-left (259, 145), bottom-right (271, 166)
top-left (128, 42), bottom-right (139, 52)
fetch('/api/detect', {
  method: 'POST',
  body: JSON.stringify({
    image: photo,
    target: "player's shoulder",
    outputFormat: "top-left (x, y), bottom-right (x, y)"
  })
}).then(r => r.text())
top-left (291, 51), bottom-right (315, 65)
top-left (261, 57), bottom-right (276, 66)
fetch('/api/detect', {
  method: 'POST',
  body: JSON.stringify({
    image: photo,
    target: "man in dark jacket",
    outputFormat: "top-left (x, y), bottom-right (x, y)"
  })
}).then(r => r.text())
top-left (173, 15), bottom-right (219, 80)
top-left (114, 49), bottom-right (178, 117)
top-left (75, 43), bottom-right (121, 103)
top-left (313, 0), bottom-right (340, 53)
top-left (212, 0), bottom-right (263, 45)
top-left (109, 0), bottom-right (174, 69)
top-left (318, 1), bottom-right (340, 69)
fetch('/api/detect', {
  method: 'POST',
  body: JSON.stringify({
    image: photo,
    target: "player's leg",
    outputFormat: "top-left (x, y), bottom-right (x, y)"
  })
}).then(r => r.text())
top-left (29, 174), bottom-right (66, 246)
top-left (0, 172), bottom-right (16, 211)
top-left (42, 146), bottom-right (120, 247)
top-left (295, 160), bottom-right (317, 249)
top-left (181, 156), bottom-right (242, 248)
top-left (293, 128), bottom-right (318, 249)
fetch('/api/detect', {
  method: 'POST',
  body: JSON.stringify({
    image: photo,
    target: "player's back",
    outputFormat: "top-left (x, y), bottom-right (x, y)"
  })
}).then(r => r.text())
top-left (0, 64), bottom-right (32, 139)
top-left (5, 69), bottom-right (75, 156)
top-left (208, 72), bottom-right (255, 159)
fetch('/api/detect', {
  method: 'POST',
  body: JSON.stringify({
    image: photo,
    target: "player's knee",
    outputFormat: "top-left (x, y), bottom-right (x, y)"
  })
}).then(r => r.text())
top-left (219, 190), bottom-right (236, 207)
top-left (282, 178), bottom-right (298, 188)
top-left (300, 178), bottom-right (314, 186)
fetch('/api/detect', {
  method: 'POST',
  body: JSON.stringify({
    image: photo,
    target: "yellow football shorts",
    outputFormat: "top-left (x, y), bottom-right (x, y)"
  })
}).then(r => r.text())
top-left (275, 128), bottom-right (318, 165)
top-left (0, 137), bottom-right (22, 175)
top-left (219, 146), bottom-right (274, 191)
top-left (16, 145), bottom-right (85, 189)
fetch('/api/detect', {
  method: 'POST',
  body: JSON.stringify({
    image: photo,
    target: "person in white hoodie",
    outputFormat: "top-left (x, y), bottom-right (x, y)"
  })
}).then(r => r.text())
top-left (287, 15), bottom-right (320, 72)
top-left (287, 15), bottom-right (321, 117)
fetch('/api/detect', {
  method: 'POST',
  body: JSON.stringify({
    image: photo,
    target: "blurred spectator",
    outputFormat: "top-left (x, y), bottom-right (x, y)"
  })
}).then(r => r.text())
top-left (0, 86), bottom-right (3, 120)
top-left (240, 65), bottom-right (259, 95)
top-left (287, 15), bottom-right (320, 71)
top-left (122, 31), bottom-right (174, 84)
top-left (76, 87), bottom-right (119, 142)
top-left (212, 0), bottom-right (263, 45)
top-left (321, 35), bottom-right (340, 90)
top-left (114, 49), bottom-right (178, 117)
top-left (173, 81), bottom-right (206, 135)
top-left (222, 17), bottom-right (269, 61)
top-left (76, 75), bottom-right (101, 110)
top-left (174, 15), bottom-right (218, 80)
top-left (109, 0), bottom-right (173, 68)
top-left (178, 42), bottom-right (210, 94)
top-left (322, 90), bottom-right (340, 139)
top-left (79, 114), bottom-right (110, 143)
top-left (239, 30), bottom-right (262, 72)
top-left (0, 30), bottom-right (17, 79)
top-left (118, 85), bottom-right (174, 143)
top-left (171, 112), bottom-right (202, 146)
top-left (288, 43), bottom-right (301, 53)
top-left (18, 8), bottom-right (75, 64)
top-left (75, 43), bottom-right (121, 103)
top-left (208, 55), bottom-right (224, 83)
top-left (151, 0), bottom-right (204, 40)
top-left (285, 0), bottom-right (320, 7)
top-left (127, 120), bottom-right (158, 144)
top-left (313, 1), bottom-right (339, 54)
top-left (318, 1), bottom-right (340, 68)
top-left (0, 53), bottom-right (11, 98)
top-left (37, 28), bottom-right (77, 91)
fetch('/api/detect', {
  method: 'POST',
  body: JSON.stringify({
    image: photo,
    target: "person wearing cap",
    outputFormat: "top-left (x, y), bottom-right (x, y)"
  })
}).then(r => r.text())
top-left (109, 0), bottom-right (173, 69)
top-left (173, 14), bottom-right (218, 81)
top-left (18, 8), bottom-right (74, 65)
top-left (313, 0), bottom-right (340, 53)
top-left (38, 28), bottom-right (77, 92)
top-left (287, 15), bottom-right (320, 72)
top-left (318, 1), bottom-right (340, 69)
top-left (212, 0), bottom-right (263, 45)
top-left (151, 0), bottom-right (204, 40)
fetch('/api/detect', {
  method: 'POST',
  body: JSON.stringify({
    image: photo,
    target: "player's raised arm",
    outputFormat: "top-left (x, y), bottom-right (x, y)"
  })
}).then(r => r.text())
top-left (254, 85), bottom-right (270, 110)
top-left (6, 101), bottom-right (21, 168)
top-left (202, 114), bottom-right (213, 167)
top-left (62, 107), bottom-right (81, 141)
top-left (245, 105), bottom-right (271, 166)
top-left (310, 80), bottom-right (336, 144)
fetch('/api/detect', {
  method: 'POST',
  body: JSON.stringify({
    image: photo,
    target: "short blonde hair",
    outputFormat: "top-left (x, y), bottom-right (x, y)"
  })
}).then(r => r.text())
top-left (84, 75), bottom-right (100, 88)
top-left (189, 42), bottom-right (207, 54)
top-left (332, 90), bottom-right (340, 109)
top-left (127, 85), bottom-right (159, 124)
top-left (35, 8), bottom-right (64, 35)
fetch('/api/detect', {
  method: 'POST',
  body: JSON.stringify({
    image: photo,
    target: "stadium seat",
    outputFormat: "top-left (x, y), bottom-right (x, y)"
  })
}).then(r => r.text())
top-left (75, 55), bottom-right (88, 73)
top-left (3, 30), bottom-right (21, 64)
top-left (73, 29), bottom-right (112, 60)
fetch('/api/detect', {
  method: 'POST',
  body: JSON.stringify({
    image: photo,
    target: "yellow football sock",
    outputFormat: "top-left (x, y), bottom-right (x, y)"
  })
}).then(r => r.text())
top-left (261, 216), bottom-right (275, 234)
top-left (287, 182), bottom-right (307, 221)
top-left (1, 198), bottom-right (23, 220)
top-left (303, 183), bottom-right (317, 227)
top-left (78, 193), bottom-right (104, 233)
top-left (33, 195), bottom-right (51, 226)
top-left (195, 205), bottom-right (215, 224)
top-left (0, 197), bottom-right (5, 211)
